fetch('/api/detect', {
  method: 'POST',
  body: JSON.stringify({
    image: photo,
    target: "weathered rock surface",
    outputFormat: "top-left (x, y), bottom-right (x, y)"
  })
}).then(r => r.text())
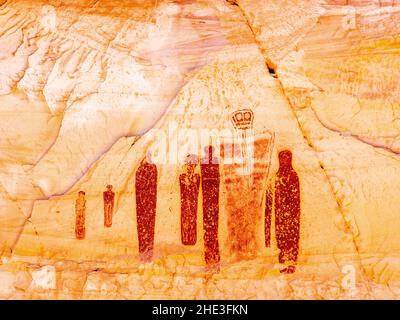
top-left (0, 0), bottom-right (399, 299)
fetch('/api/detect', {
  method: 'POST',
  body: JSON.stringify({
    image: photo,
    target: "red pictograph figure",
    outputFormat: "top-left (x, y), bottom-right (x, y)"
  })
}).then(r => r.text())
top-left (265, 185), bottom-right (273, 248)
top-left (221, 132), bottom-right (274, 261)
top-left (135, 154), bottom-right (157, 262)
top-left (179, 154), bottom-right (200, 246)
top-left (275, 150), bottom-right (301, 274)
top-left (200, 146), bottom-right (221, 271)
top-left (75, 191), bottom-right (86, 240)
top-left (103, 185), bottom-right (115, 228)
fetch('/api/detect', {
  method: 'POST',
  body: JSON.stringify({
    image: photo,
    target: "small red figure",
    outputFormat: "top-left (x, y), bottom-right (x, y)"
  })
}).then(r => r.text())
top-left (75, 191), bottom-right (86, 240)
top-left (179, 154), bottom-right (200, 246)
top-left (135, 153), bottom-right (157, 262)
top-left (103, 185), bottom-right (115, 227)
top-left (201, 145), bottom-right (221, 272)
top-left (274, 150), bottom-right (301, 274)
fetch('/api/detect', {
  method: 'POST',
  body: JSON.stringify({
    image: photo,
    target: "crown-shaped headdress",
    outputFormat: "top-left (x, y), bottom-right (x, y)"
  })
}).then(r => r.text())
top-left (231, 109), bottom-right (254, 130)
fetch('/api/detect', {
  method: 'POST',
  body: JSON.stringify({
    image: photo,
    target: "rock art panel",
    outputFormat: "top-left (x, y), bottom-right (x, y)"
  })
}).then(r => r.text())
top-left (1, 0), bottom-right (398, 299)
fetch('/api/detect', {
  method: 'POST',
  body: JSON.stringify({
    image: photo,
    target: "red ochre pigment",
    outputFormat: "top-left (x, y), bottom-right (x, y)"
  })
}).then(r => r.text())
top-left (201, 146), bottom-right (221, 270)
top-left (222, 135), bottom-right (273, 260)
top-left (103, 185), bottom-right (115, 227)
top-left (179, 155), bottom-right (200, 246)
top-left (265, 186), bottom-right (273, 248)
top-left (275, 150), bottom-right (301, 272)
top-left (75, 191), bottom-right (86, 240)
top-left (135, 159), bottom-right (158, 262)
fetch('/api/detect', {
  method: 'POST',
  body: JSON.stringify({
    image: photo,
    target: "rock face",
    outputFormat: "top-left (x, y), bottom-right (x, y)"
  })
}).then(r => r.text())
top-left (0, 0), bottom-right (399, 299)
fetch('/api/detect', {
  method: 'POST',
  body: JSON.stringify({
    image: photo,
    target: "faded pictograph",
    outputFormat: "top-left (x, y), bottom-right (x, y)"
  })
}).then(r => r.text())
top-left (103, 185), bottom-right (115, 228)
top-left (179, 154), bottom-right (200, 246)
top-left (221, 110), bottom-right (274, 261)
top-left (222, 133), bottom-right (274, 261)
top-left (230, 109), bottom-right (255, 176)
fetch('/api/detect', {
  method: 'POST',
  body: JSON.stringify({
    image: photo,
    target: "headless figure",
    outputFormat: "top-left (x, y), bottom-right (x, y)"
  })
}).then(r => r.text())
top-left (179, 155), bottom-right (200, 245)
top-left (75, 191), bottom-right (86, 240)
top-left (135, 153), bottom-right (157, 262)
top-left (201, 146), bottom-right (221, 271)
top-left (103, 185), bottom-right (115, 227)
top-left (274, 150), bottom-right (301, 274)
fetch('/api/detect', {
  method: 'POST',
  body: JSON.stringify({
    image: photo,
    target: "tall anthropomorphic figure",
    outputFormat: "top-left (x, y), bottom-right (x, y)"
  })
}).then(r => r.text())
top-left (200, 146), bottom-right (221, 271)
top-left (179, 154), bottom-right (200, 245)
top-left (75, 191), bottom-right (86, 240)
top-left (274, 150), bottom-right (301, 274)
top-left (135, 152), bottom-right (158, 262)
top-left (103, 185), bottom-right (115, 227)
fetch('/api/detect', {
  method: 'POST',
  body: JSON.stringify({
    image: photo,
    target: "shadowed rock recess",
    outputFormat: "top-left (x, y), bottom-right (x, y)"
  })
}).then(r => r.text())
top-left (0, 0), bottom-right (399, 299)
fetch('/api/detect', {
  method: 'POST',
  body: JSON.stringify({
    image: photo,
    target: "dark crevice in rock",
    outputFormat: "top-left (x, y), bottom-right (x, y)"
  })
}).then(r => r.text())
top-left (266, 64), bottom-right (277, 77)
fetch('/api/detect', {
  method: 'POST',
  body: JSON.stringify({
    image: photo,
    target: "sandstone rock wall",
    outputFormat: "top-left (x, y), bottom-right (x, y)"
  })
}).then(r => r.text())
top-left (0, 0), bottom-right (399, 299)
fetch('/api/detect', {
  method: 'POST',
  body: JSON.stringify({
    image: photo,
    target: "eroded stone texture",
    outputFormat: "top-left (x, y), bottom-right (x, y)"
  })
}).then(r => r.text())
top-left (0, 0), bottom-right (399, 299)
